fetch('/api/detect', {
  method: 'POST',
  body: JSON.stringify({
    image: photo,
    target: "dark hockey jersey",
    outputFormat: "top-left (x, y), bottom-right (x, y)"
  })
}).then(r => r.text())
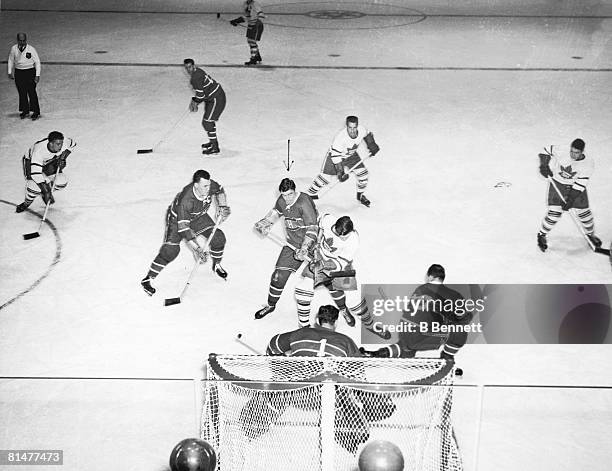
top-left (273, 192), bottom-right (318, 249)
top-left (267, 325), bottom-right (361, 357)
top-left (169, 180), bottom-right (223, 240)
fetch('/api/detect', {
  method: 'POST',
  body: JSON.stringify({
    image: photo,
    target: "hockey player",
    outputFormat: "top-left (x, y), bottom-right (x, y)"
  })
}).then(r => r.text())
top-left (183, 58), bottom-right (226, 155)
top-left (293, 213), bottom-right (388, 340)
top-left (363, 265), bottom-right (471, 361)
top-left (253, 178), bottom-right (318, 319)
top-left (306, 116), bottom-right (380, 207)
top-left (141, 170), bottom-right (230, 296)
top-left (267, 304), bottom-right (362, 356)
top-left (230, 0), bottom-right (265, 65)
top-left (15, 131), bottom-right (77, 213)
top-left (537, 138), bottom-right (601, 252)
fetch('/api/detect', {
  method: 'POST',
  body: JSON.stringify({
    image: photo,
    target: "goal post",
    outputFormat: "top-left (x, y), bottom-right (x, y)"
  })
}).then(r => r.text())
top-left (201, 354), bottom-right (462, 471)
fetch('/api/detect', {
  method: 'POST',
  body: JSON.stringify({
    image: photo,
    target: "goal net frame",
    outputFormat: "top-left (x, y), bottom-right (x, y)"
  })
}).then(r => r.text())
top-left (201, 353), bottom-right (462, 471)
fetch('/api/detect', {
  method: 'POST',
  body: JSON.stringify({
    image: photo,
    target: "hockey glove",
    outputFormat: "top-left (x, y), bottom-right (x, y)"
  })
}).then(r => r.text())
top-left (194, 246), bottom-right (209, 263)
top-left (189, 99), bottom-right (199, 112)
top-left (230, 17), bottom-right (245, 26)
top-left (561, 188), bottom-right (581, 211)
top-left (363, 132), bottom-right (380, 156)
top-left (334, 163), bottom-right (349, 183)
top-left (294, 247), bottom-right (310, 261)
top-left (216, 205), bottom-right (231, 222)
top-left (538, 153), bottom-right (552, 178)
top-left (39, 182), bottom-right (55, 205)
top-left (42, 159), bottom-right (60, 177)
top-left (254, 218), bottom-right (273, 236)
top-left (58, 149), bottom-right (71, 170)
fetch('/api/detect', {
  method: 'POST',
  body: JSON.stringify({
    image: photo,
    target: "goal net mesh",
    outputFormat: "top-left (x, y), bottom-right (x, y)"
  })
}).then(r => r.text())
top-left (201, 354), bottom-right (462, 471)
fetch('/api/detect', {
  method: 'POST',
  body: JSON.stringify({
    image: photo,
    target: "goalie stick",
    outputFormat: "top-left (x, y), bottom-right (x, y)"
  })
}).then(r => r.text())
top-left (23, 165), bottom-right (62, 240)
top-left (137, 109), bottom-right (189, 154)
top-left (547, 177), bottom-right (610, 256)
top-left (164, 218), bottom-right (222, 306)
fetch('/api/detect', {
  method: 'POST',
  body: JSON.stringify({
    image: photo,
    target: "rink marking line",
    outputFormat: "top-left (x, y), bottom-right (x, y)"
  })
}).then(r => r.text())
top-left (3, 9), bottom-right (612, 19)
top-left (1, 61), bottom-right (611, 72)
top-left (0, 200), bottom-right (62, 312)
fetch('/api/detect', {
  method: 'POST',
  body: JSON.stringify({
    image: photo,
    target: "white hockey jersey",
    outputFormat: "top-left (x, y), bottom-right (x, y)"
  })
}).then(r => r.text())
top-left (329, 124), bottom-right (369, 164)
top-left (551, 150), bottom-right (594, 192)
top-left (317, 213), bottom-right (359, 272)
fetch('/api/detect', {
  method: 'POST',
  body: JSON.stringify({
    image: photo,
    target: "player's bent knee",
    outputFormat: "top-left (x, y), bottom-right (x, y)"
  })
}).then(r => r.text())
top-left (160, 243), bottom-right (180, 263)
top-left (271, 269), bottom-right (291, 288)
top-left (202, 120), bottom-right (216, 132)
top-left (210, 229), bottom-right (226, 248)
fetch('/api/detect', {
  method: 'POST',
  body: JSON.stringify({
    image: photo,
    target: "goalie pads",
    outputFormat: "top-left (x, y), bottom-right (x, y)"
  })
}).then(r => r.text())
top-left (254, 218), bottom-right (273, 235)
top-left (363, 132), bottom-right (380, 156)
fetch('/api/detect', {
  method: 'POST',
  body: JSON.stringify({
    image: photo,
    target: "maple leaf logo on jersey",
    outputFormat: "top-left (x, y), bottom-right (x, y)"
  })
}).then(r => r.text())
top-left (559, 165), bottom-right (577, 179)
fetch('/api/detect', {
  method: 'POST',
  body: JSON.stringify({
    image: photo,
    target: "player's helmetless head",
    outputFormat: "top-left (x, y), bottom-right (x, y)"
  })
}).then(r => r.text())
top-left (346, 115), bottom-right (359, 138)
top-left (47, 131), bottom-right (64, 153)
top-left (193, 169), bottom-right (211, 196)
top-left (316, 305), bottom-right (339, 328)
top-left (279, 178), bottom-right (297, 205)
top-left (570, 138), bottom-right (585, 160)
top-left (333, 216), bottom-right (354, 239)
top-left (183, 58), bottom-right (196, 75)
top-left (426, 264), bottom-right (445, 283)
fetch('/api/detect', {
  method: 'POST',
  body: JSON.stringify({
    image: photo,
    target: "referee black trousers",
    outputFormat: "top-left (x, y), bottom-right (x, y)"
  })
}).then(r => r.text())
top-left (15, 68), bottom-right (40, 114)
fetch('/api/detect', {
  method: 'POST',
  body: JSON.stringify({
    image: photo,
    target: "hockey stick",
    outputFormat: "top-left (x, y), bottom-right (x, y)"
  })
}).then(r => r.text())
top-left (137, 109), bottom-right (190, 154)
top-left (235, 334), bottom-right (263, 355)
top-left (547, 177), bottom-right (610, 255)
top-left (316, 154), bottom-right (371, 199)
top-left (164, 218), bottom-right (222, 306)
top-left (23, 165), bottom-right (61, 240)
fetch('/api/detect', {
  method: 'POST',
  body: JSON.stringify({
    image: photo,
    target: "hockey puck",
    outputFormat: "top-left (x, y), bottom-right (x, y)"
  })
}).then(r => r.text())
top-left (237, 333), bottom-right (242, 339)
top-left (217, 13), bottom-right (220, 18)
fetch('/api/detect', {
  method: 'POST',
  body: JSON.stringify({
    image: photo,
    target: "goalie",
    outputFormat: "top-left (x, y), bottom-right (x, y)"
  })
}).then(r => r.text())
top-left (15, 131), bottom-right (77, 213)
top-left (306, 115), bottom-right (380, 207)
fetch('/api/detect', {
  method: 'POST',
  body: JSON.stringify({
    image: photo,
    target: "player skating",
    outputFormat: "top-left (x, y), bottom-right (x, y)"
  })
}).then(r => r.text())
top-left (230, 0), bottom-right (265, 65)
top-left (537, 138), bottom-right (601, 252)
top-left (306, 116), bottom-right (379, 207)
top-left (183, 58), bottom-right (227, 155)
top-left (141, 170), bottom-right (230, 296)
top-left (253, 178), bottom-right (318, 319)
top-left (15, 131), bottom-right (77, 213)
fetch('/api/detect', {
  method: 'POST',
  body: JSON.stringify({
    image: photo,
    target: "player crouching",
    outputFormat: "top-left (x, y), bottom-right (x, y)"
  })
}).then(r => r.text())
top-left (16, 131), bottom-right (76, 213)
top-left (141, 170), bottom-right (230, 296)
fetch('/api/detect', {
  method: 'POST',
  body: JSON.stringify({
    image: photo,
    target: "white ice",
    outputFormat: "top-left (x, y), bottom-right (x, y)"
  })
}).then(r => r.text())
top-left (1, 1), bottom-right (612, 470)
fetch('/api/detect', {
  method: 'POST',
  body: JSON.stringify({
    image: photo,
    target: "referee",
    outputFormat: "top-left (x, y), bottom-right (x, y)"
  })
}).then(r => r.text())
top-left (8, 32), bottom-right (41, 120)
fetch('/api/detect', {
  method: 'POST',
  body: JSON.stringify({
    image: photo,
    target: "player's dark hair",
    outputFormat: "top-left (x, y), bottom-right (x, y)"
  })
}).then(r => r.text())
top-left (346, 115), bottom-right (358, 126)
top-left (334, 216), bottom-right (354, 236)
top-left (193, 169), bottom-right (211, 183)
top-left (427, 264), bottom-right (446, 281)
top-left (317, 305), bottom-right (339, 324)
top-left (47, 131), bottom-right (64, 142)
top-left (183, 58), bottom-right (195, 66)
top-left (571, 138), bottom-right (585, 151)
top-left (279, 178), bottom-right (296, 192)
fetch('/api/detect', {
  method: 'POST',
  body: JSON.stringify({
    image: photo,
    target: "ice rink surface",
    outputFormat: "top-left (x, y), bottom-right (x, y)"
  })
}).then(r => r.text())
top-left (1, 1), bottom-right (612, 470)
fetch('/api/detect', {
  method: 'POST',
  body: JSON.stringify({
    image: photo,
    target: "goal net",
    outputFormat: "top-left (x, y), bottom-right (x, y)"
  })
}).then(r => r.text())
top-left (201, 354), bottom-right (462, 471)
